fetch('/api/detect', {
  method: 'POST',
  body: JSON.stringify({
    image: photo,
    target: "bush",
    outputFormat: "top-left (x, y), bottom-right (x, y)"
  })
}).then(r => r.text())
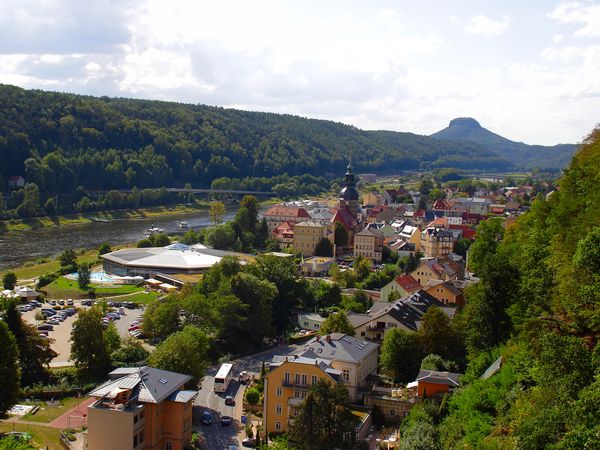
top-left (245, 388), bottom-right (260, 405)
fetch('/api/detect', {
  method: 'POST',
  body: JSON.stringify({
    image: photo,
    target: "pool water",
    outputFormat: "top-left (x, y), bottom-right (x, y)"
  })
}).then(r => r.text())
top-left (67, 271), bottom-right (117, 283)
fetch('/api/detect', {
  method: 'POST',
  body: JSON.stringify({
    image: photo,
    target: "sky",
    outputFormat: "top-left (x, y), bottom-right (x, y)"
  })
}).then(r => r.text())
top-left (0, 0), bottom-right (599, 145)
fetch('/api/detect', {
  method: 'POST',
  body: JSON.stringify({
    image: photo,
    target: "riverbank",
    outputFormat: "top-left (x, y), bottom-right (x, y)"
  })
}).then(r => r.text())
top-left (0, 203), bottom-right (210, 233)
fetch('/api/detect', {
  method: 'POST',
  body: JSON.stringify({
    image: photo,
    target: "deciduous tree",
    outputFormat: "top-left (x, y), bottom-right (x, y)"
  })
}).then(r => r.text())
top-left (0, 321), bottom-right (19, 417)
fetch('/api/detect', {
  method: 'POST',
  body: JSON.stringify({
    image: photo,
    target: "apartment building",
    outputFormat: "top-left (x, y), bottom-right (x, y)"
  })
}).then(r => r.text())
top-left (293, 220), bottom-right (329, 256)
top-left (87, 367), bottom-right (196, 450)
top-left (263, 356), bottom-right (341, 434)
top-left (264, 205), bottom-right (311, 233)
top-left (420, 227), bottom-right (455, 258)
top-left (353, 228), bottom-right (384, 262)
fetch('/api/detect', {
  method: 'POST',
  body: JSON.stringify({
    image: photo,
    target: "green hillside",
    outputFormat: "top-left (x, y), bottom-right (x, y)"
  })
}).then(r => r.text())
top-left (0, 84), bottom-right (514, 196)
top-left (399, 125), bottom-right (600, 449)
top-left (431, 117), bottom-right (577, 170)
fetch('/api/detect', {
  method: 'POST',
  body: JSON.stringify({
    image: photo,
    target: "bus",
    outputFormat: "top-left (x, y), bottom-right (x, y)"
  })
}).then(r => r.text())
top-left (214, 363), bottom-right (234, 393)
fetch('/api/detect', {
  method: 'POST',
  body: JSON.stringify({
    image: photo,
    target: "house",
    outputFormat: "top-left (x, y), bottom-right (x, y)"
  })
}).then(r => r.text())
top-left (380, 274), bottom-right (422, 302)
top-left (300, 256), bottom-right (335, 277)
top-left (263, 356), bottom-right (342, 434)
top-left (297, 312), bottom-right (326, 331)
top-left (264, 205), bottom-right (311, 233)
top-left (408, 370), bottom-right (461, 397)
top-left (411, 255), bottom-right (464, 286)
top-left (398, 224), bottom-right (421, 250)
top-left (364, 386), bottom-right (417, 422)
top-left (7, 176), bottom-right (25, 188)
top-left (354, 228), bottom-right (384, 262)
top-left (420, 227), bottom-right (455, 258)
top-left (424, 280), bottom-right (465, 307)
top-left (292, 333), bottom-right (379, 400)
top-left (362, 191), bottom-right (383, 207)
top-left (293, 221), bottom-right (329, 257)
top-left (87, 366), bottom-right (196, 450)
top-left (272, 221), bottom-right (295, 245)
top-left (350, 290), bottom-right (456, 342)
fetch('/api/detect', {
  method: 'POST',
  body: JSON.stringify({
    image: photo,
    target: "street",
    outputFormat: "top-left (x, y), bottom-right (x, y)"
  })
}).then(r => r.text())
top-left (193, 343), bottom-right (301, 448)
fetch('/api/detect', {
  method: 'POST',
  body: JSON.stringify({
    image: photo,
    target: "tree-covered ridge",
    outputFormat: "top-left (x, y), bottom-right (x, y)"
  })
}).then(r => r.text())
top-left (431, 117), bottom-right (577, 170)
top-left (399, 125), bottom-right (600, 449)
top-left (0, 84), bottom-right (516, 194)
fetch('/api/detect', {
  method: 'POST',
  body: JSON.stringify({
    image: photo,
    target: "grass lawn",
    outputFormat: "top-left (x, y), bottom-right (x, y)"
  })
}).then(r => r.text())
top-left (0, 422), bottom-right (62, 450)
top-left (116, 291), bottom-right (160, 304)
top-left (4, 249), bottom-right (99, 281)
top-left (21, 397), bottom-right (81, 424)
top-left (44, 277), bottom-right (147, 299)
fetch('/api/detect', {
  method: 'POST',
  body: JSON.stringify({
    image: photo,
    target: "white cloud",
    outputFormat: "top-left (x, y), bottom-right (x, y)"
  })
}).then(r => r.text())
top-left (553, 34), bottom-right (564, 43)
top-left (549, 1), bottom-right (600, 37)
top-left (464, 14), bottom-right (509, 38)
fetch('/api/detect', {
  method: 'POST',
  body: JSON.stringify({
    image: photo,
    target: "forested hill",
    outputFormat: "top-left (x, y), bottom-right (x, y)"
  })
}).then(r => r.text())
top-left (431, 117), bottom-right (577, 170)
top-left (398, 125), bottom-right (599, 448)
top-left (0, 84), bottom-right (515, 193)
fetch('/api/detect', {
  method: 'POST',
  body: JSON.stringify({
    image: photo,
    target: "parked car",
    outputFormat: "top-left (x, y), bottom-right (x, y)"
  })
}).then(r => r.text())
top-left (57, 299), bottom-right (65, 305)
top-left (128, 325), bottom-right (140, 332)
top-left (29, 300), bottom-right (41, 307)
top-left (220, 415), bottom-right (232, 426)
top-left (66, 299), bottom-right (74, 306)
top-left (225, 396), bottom-right (235, 406)
top-left (49, 300), bottom-right (57, 306)
top-left (201, 411), bottom-right (213, 425)
top-left (38, 324), bottom-right (54, 331)
top-left (38, 330), bottom-right (49, 336)
top-left (241, 438), bottom-right (256, 448)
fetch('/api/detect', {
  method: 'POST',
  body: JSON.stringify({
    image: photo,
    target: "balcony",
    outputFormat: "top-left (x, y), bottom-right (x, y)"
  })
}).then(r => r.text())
top-left (282, 380), bottom-right (310, 389)
top-left (91, 397), bottom-right (143, 413)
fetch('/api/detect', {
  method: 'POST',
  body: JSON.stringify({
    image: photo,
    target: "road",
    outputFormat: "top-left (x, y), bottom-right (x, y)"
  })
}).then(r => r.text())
top-left (193, 344), bottom-right (302, 448)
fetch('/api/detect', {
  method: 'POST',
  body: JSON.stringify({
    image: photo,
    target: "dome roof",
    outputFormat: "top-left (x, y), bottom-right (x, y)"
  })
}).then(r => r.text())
top-left (340, 186), bottom-right (359, 201)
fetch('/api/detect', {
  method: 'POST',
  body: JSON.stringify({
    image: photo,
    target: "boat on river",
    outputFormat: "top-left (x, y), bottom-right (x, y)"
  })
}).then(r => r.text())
top-left (179, 221), bottom-right (188, 229)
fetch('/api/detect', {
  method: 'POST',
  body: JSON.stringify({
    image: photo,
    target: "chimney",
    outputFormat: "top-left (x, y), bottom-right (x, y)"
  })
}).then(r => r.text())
top-left (316, 335), bottom-right (320, 342)
top-left (325, 334), bottom-right (332, 343)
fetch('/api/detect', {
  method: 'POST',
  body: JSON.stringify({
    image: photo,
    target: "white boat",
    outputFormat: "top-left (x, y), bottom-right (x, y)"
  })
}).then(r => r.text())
top-left (179, 221), bottom-right (188, 229)
top-left (146, 225), bottom-right (165, 234)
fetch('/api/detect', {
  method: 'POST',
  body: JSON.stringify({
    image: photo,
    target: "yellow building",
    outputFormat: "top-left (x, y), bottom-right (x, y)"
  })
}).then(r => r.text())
top-left (87, 367), bottom-right (196, 450)
top-left (419, 227), bottom-right (454, 258)
top-left (293, 220), bottom-right (329, 256)
top-left (263, 356), bottom-right (341, 434)
top-left (354, 228), bottom-right (384, 262)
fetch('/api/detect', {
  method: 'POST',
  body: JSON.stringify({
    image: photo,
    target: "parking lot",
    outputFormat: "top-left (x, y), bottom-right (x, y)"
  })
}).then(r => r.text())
top-left (21, 301), bottom-right (145, 366)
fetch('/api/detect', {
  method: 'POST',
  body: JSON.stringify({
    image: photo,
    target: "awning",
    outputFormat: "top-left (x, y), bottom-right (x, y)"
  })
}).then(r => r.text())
top-left (145, 278), bottom-right (162, 285)
top-left (159, 283), bottom-right (177, 290)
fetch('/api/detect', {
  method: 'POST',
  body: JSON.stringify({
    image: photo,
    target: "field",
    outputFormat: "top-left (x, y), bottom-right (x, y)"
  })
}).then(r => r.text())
top-left (0, 422), bottom-right (61, 450)
top-left (3, 249), bottom-right (100, 281)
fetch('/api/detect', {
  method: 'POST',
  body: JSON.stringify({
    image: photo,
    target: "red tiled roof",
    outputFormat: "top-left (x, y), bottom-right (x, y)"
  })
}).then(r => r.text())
top-left (264, 205), bottom-right (311, 218)
top-left (432, 199), bottom-right (451, 210)
top-left (330, 208), bottom-right (356, 230)
top-left (395, 274), bottom-right (421, 292)
top-left (449, 224), bottom-right (476, 240)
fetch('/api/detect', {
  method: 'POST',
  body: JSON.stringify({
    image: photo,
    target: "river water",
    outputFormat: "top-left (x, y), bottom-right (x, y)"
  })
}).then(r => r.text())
top-left (0, 207), bottom-right (241, 271)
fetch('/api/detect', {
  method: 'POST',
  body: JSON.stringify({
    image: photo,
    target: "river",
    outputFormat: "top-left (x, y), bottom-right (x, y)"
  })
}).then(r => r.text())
top-left (0, 207), bottom-right (241, 271)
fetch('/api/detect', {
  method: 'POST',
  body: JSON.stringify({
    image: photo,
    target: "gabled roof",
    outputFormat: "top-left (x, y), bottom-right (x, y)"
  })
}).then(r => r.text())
top-left (264, 205), bottom-right (311, 218)
top-left (432, 199), bottom-right (451, 210)
top-left (394, 274), bottom-right (421, 293)
top-left (89, 366), bottom-right (191, 404)
top-left (355, 227), bottom-right (384, 238)
top-left (268, 355), bottom-right (342, 381)
top-left (330, 208), bottom-right (356, 230)
top-left (416, 370), bottom-right (460, 387)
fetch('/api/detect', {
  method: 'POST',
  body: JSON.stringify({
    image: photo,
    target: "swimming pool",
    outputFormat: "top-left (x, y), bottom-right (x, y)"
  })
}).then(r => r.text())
top-left (66, 271), bottom-right (117, 283)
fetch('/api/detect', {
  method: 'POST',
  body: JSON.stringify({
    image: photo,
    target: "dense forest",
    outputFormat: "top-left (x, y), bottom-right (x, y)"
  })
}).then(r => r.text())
top-left (0, 84), bottom-right (518, 197)
top-left (398, 125), bottom-right (600, 449)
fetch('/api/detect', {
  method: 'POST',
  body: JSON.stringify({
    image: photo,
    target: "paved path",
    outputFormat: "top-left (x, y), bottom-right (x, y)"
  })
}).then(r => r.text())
top-left (48, 397), bottom-right (95, 429)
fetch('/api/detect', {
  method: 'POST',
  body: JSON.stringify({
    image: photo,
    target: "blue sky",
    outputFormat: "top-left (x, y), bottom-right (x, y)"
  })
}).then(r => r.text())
top-left (0, 0), bottom-right (598, 145)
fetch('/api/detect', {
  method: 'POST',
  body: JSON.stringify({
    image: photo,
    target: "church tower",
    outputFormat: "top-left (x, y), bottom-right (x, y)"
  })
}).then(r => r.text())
top-left (338, 161), bottom-right (359, 219)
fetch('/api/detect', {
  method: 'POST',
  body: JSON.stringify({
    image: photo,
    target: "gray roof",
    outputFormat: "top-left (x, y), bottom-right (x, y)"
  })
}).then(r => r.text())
top-left (294, 333), bottom-right (379, 363)
top-left (416, 370), bottom-right (460, 386)
top-left (268, 355), bottom-right (342, 381)
top-left (168, 390), bottom-right (198, 403)
top-left (481, 356), bottom-right (503, 380)
top-left (89, 366), bottom-right (191, 404)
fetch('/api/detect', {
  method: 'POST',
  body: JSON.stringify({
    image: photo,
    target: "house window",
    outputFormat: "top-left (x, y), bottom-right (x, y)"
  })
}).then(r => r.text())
top-left (294, 389), bottom-right (301, 398)
top-left (284, 372), bottom-right (290, 383)
top-left (342, 369), bottom-right (350, 382)
top-left (390, 409), bottom-right (396, 416)
top-left (311, 375), bottom-right (318, 385)
top-left (166, 442), bottom-right (172, 450)
top-left (301, 374), bottom-right (307, 386)
top-left (275, 421), bottom-right (282, 431)
top-left (139, 430), bottom-right (144, 443)
top-left (134, 414), bottom-right (138, 424)
top-left (134, 435), bottom-right (138, 447)
top-left (140, 410), bottom-right (145, 420)
top-left (276, 404), bottom-right (282, 415)
top-left (295, 373), bottom-right (301, 385)
top-left (276, 387), bottom-right (282, 397)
